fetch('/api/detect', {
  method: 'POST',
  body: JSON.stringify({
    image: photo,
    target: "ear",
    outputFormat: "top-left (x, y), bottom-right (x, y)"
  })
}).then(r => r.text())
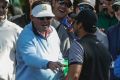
top-left (75, 7), bottom-right (80, 14)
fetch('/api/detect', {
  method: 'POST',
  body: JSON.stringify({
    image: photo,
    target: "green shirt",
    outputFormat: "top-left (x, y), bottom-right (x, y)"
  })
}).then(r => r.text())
top-left (97, 11), bottom-right (118, 31)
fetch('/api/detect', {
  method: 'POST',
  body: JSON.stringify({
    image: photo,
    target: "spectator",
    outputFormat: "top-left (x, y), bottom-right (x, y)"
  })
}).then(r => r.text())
top-left (67, 9), bottom-right (112, 80)
top-left (7, 4), bottom-right (23, 21)
top-left (51, 0), bottom-right (73, 58)
top-left (0, 0), bottom-right (22, 80)
top-left (11, 0), bottom-right (31, 28)
top-left (107, 0), bottom-right (120, 79)
top-left (97, 0), bottom-right (118, 31)
top-left (95, 0), bottom-right (108, 14)
top-left (16, 2), bottom-right (65, 80)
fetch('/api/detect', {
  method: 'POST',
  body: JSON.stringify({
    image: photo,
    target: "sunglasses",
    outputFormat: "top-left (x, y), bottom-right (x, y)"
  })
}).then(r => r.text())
top-left (113, 6), bottom-right (120, 12)
top-left (58, 0), bottom-right (72, 8)
top-left (36, 17), bottom-right (52, 20)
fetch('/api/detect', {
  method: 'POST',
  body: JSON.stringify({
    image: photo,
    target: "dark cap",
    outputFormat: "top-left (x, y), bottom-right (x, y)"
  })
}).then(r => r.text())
top-left (76, 9), bottom-right (97, 33)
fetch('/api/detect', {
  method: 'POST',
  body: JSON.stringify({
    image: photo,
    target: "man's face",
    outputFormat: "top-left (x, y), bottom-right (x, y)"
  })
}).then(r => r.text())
top-left (31, 16), bottom-right (52, 32)
top-left (104, 0), bottom-right (114, 12)
top-left (0, 0), bottom-right (8, 21)
top-left (52, 0), bottom-right (71, 21)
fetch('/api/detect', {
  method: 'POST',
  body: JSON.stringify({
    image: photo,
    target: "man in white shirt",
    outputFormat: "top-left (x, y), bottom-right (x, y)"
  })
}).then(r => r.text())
top-left (0, 0), bottom-right (22, 80)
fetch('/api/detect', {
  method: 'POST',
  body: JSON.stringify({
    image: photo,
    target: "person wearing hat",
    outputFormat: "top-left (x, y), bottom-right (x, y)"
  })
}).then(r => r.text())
top-left (0, 0), bottom-right (22, 80)
top-left (106, 0), bottom-right (120, 79)
top-left (51, 0), bottom-right (73, 58)
top-left (15, 1), bottom-right (65, 80)
top-left (75, 0), bottom-right (109, 49)
top-left (66, 9), bottom-right (112, 80)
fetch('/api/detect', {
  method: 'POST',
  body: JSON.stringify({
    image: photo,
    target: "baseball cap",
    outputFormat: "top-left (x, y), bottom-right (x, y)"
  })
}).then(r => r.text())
top-left (31, 4), bottom-right (55, 17)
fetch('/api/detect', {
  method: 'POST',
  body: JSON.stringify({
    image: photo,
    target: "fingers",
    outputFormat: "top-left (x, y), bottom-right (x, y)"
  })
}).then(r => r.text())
top-left (47, 61), bottom-right (64, 73)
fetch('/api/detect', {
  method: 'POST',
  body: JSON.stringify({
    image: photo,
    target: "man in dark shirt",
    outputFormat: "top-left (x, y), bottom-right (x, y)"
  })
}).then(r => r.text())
top-left (67, 9), bottom-right (112, 80)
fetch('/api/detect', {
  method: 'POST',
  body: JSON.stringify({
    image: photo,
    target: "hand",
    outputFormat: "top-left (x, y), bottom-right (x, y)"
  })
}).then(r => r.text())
top-left (47, 61), bottom-right (65, 73)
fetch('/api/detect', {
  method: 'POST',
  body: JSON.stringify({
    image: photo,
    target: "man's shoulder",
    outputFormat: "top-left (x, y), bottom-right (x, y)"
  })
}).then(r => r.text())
top-left (6, 20), bottom-right (23, 31)
top-left (107, 23), bottom-right (119, 33)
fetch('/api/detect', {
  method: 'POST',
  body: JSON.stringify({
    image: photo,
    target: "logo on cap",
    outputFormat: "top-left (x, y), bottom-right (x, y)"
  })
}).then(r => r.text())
top-left (41, 5), bottom-right (47, 11)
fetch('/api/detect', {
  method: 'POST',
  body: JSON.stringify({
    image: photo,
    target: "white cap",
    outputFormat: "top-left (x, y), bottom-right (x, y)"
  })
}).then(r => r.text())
top-left (31, 4), bottom-right (55, 17)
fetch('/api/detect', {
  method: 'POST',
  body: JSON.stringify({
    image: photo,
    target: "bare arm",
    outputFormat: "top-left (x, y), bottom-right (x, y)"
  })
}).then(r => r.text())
top-left (67, 64), bottom-right (82, 80)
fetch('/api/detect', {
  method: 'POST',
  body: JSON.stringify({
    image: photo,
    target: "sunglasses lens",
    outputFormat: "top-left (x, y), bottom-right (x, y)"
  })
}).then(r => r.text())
top-left (58, 1), bottom-right (71, 8)
top-left (37, 17), bottom-right (52, 20)
top-left (46, 17), bottom-right (52, 20)
top-left (39, 17), bottom-right (44, 20)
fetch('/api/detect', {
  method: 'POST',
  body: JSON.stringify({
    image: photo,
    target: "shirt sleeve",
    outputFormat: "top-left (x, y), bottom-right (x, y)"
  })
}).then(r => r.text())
top-left (68, 40), bottom-right (84, 65)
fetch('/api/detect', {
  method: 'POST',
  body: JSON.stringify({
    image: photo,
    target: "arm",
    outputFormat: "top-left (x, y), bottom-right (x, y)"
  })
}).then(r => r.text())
top-left (67, 64), bottom-right (82, 80)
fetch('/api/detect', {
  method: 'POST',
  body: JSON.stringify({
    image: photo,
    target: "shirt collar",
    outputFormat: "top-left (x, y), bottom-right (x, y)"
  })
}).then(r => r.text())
top-left (32, 22), bottom-right (53, 38)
